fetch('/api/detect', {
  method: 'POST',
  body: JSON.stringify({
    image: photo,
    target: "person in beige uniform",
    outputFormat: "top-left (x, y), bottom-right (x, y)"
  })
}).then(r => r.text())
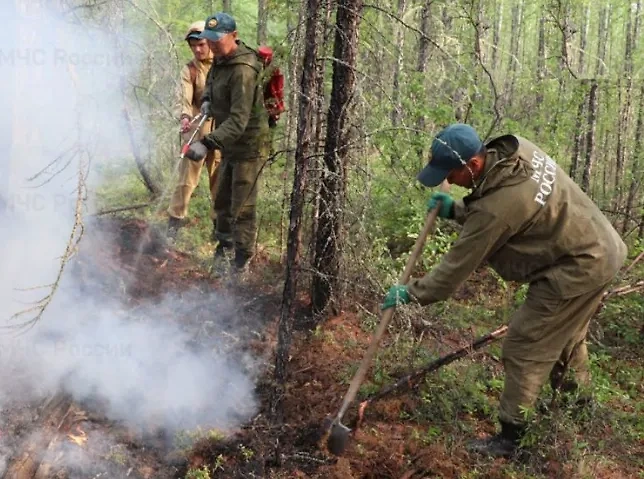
top-left (167, 21), bottom-right (221, 240)
top-left (382, 123), bottom-right (627, 457)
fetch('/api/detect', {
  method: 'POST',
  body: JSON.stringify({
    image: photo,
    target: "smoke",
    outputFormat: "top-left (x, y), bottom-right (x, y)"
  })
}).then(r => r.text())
top-left (0, 1), bottom-right (259, 470)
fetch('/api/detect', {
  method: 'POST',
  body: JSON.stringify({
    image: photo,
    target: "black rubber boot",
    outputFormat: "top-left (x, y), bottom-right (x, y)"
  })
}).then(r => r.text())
top-left (166, 217), bottom-right (184, 242)
top-left (466, 421), bottom-right (525, 458)
top-left (212, 241), bottom-right (233, 277)
top-left (232, 250), bottom-right (252, 272)
top-left (214, 241), bottom-right (233, 258)
top-left (210, 219), bottom-right (218, 242)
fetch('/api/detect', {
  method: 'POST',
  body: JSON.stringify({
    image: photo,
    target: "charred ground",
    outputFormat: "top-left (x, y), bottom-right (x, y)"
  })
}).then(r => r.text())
top-left (1, 217), bottom-right (641, 479)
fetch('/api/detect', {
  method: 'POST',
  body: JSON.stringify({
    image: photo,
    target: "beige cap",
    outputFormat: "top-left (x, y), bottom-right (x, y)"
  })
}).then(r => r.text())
top-left (185, 21), bottom-right (206, 41)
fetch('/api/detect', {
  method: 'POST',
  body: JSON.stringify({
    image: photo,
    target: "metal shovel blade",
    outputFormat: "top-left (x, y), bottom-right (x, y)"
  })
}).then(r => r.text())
top-left (327, 421), bottom-right (351, 456)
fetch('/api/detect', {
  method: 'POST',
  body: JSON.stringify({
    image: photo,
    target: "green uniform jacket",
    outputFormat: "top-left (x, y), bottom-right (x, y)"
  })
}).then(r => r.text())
top-left (408, 135), bottom-right (627, 303)
top-left (201, 42), bottom-right (268, 159)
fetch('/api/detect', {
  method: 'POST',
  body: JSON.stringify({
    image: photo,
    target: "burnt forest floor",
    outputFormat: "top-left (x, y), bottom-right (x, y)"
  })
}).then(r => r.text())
top-left (2, 215), bottom-right (642, 479)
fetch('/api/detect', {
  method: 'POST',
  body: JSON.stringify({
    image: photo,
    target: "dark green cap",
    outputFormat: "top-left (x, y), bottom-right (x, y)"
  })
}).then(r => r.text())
top-left (418, 123), bottom-right (483, 187)
top-left (198, 12), bottom-right (237, 42)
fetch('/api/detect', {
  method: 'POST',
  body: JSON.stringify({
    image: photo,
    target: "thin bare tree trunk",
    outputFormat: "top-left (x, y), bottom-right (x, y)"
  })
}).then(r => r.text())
top-left (222, 0), bottom-right (231, 12)
top-left (310, 0), bottom-right (334, 264)
top-left (624, 84), bottom-right (644, 234)
top-left (536, 15), bottom-right (546, 106)
top-left (570, 83), bottom-right (587, 182)
top-left (279, 1), bottom-right (306, 256)
top-left (415, 0), bottom-right (432, 158)
top-left (595, 5), bottom-right (609, 77)
top-left (390, 0), bottom-right (407, 126)
top-left (312, 0), bottom-right (363, 316)
top-left (115, 1), bottom-right (159, 196)
top-left (257, 0), bottom-right (268, 45)
top-left (417, 1), bottom-right (432, 73)
top-left (581, 81), bottom-right (599, 194)
top-left (578, 4), bottom-right (590, 76)
top-left (505, 0), bottom-right (523, 107)
top-left (491, 0), bottom-right (503, 70)
top-left (273, 0), bottom-right (321, 413)
top-left (614, 3), bottom-right (638, 210)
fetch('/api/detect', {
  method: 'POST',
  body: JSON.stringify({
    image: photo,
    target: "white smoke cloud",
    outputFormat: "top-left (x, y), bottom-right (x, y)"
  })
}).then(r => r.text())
top-left (0, 2), bottom-right (259, 472)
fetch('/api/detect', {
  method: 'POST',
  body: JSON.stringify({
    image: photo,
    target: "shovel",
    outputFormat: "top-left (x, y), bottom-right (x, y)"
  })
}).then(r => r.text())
top-left (322, 180), bottom-right (450, 456)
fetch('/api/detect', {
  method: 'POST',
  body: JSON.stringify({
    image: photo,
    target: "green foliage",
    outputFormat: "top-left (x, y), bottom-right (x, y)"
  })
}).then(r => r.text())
top-left (185, 466), bottom-right (211, 479)
top-left (174, 427), bottom-right (226, 451)
top-left (597, 294), bottom-right (644, 347)
top-left (238, 444), bottom-right (255, 462)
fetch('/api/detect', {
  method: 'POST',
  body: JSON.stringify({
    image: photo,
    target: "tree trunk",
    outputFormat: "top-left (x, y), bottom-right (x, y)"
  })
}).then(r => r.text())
top-left (578, 5), bottom-right (590, 76)
top-left (570, 83), bottom-right (587, 182)
top-left (595, 6), bottom-right (609, 76)
top-left (415, 1), bottom-right (432, 159)
top-left (312, 0), bottom-right (363, 315)
top-left (121, 99), bottom-right (159, 196)
top-left (558, 2), bottom-right (571, 73)
top-left (222, 0), bottom-right (231, 12)
top-left (505, 0), bottom-right (523, 107)
top-left (273, 0), bottom-right (320, 409)
top-left (614, 3), bottom-right (638, 211)
top-left (491, 0), bottom-right (503, 70)
top-left (623, 84), bottom-right (644, 235)
top-left (114, 2), bottom-right (159, 197)
top-left (581, 81), bottom-right (599, 194)
top-left (279, 0), bottom-right (307, 255)
top-left (473, 1), bottom-right (485, 66)
top-left (416, 1), bottom-right (432, 73)
top-left (257, 0), bottom-right (268, 45)
top-left (310, 0), bottom-right (334, 264)
top-left (390, 0), bottom-right (407, 126)
top-left (536, 15), bottom-right (546, 106)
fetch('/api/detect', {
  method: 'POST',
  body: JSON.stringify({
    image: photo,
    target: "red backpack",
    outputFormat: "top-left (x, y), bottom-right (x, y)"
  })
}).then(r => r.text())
top-left (257, 46), bottom-right (285, 128)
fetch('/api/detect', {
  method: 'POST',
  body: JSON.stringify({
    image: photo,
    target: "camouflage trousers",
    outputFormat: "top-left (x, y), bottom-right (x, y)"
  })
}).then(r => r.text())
top-left (213, 152), bottom-right (266, 257)
top-left (499, 280), bottom-right (610, 425)
top-left (167, 149), bottom-right (221, 221)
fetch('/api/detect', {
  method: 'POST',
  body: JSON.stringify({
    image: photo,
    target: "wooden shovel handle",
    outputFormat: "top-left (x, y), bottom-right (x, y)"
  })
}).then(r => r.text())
top-left (334, 180), bottom-right (451, 420)
top-left (400, 181), bottom-right (450, 283)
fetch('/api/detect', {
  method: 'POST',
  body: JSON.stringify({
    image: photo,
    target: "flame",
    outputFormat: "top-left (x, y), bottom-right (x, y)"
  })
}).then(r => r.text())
top-left (67, 425), bottom-right (87, 447)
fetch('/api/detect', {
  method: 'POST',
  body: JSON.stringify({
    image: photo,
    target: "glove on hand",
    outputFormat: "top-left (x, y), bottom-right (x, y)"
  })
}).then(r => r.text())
top-left (200, 101), bottom-right (211, 117)
top-left (180, 117), bottom-right (191, 133)
top-left (185, 141), bottom-right (208, 162)
top-left (427, 192), bottom-right (455, 219)
top-left (381, 284), bottom-right (410, 310)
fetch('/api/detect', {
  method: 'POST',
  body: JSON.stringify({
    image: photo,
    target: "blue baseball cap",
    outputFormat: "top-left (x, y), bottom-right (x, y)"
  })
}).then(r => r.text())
top-left (417, 123), bottom-right (484, 187)
top-left (198, 13), bottom-right (237, 42)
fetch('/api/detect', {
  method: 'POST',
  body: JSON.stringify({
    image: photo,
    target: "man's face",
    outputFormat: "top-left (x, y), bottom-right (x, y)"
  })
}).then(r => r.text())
top-left (446, 156), bottom-right (485, 188)
top-left (446, 165), bottom-right (474, 188)
top-left (207, 32), bottom-right (238, 57)
top-left (189, 38), bottom-right (210, 61)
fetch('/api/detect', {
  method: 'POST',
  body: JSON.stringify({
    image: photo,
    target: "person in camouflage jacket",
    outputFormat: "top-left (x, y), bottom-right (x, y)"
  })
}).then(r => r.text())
top-left (185, 12), bottom-right (269, 273)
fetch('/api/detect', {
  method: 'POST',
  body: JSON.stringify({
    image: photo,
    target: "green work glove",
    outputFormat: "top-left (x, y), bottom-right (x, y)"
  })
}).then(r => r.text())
top-left (427, 192), bottom-right (455, 219)
top-left (381, 284), bottom-right (410, 310)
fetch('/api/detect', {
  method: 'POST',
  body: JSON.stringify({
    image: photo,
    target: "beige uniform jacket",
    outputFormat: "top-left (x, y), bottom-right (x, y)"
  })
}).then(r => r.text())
top-left (178, 56), bottom-right (213, 138)
top-left (408, 135), bottom-right (627, 303)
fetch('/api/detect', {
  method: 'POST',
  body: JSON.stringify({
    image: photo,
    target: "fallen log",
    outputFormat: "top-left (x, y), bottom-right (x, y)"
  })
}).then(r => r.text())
top-left (2, 393), bottom-right (86, 479)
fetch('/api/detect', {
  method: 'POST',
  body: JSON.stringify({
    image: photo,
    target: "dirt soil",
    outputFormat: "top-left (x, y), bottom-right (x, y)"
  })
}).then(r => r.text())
top-left (1, 218), bottom-right (640, 479)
